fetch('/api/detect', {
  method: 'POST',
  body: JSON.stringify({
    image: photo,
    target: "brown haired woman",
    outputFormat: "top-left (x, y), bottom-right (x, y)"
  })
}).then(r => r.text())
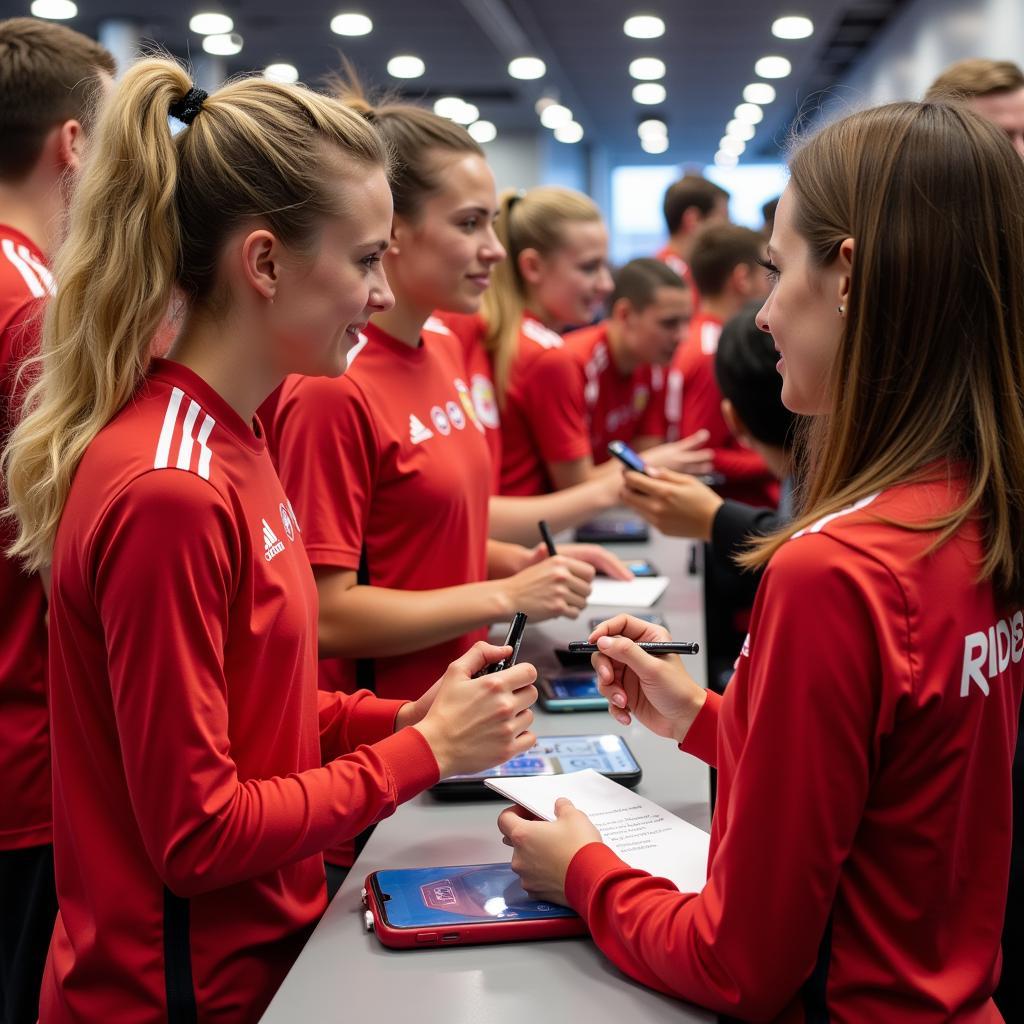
top-left (3, 59), bottom-right (539, 1022)
top-left (500, 100), bottom-right (1024, 1022)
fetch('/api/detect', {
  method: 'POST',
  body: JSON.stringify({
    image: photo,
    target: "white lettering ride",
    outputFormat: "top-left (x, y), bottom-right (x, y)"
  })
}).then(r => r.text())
top-left (960, 611), bottom-right (1023, 696)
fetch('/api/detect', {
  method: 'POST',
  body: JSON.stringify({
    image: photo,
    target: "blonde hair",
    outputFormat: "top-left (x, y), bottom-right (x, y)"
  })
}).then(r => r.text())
top-left (926, 58), bottom-right (1024, 101)
top-left (482, 186), bottom-right (602, 403)
top-left (740, 102), bottom-right (1024, 602)
top-left (3, 57), bottom-right (387, 570)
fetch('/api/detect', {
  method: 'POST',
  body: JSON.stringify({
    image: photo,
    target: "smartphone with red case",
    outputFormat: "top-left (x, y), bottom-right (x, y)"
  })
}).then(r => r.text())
top-left (362, 863), bottom-right (585, 948)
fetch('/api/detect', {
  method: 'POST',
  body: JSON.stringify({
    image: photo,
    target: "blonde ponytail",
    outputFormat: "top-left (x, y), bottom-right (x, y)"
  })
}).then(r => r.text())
top-left (3, 57), bottom-right (387, 570)
top-left (480, 185), bottom-right (603, 404)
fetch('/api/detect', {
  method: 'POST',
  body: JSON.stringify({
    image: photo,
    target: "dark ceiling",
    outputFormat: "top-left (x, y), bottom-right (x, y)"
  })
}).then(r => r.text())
top-left (1, 0), bottom-right (910, 164)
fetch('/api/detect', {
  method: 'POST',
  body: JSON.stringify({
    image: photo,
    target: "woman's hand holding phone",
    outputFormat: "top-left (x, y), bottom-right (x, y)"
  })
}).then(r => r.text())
top-left (621, 465), bottom-right (724, 541)
top-left (588, 614), bottom-right (707, 744)
top-left (412, 641), bottom-right (538, 779)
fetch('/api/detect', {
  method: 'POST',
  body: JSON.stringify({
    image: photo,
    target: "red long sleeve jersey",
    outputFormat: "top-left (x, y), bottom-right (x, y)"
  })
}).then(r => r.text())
top-left (0, 226), bottom-right (52, 850)
top-left (664, 312), bottom-right (778, 507)
top-left (271, 320), bottom-right (492, 701)
top-left (42, 359), bottom-right (438, 1023)
top-left (566, 475), bottom-right (1021, 1022)
top-left (499, 313), bottom-right (592, 496)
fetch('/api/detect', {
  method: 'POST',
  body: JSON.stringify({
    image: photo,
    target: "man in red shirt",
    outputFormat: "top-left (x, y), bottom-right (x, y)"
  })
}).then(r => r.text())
top-left (664, 223), bottom-right (778, 507)
top-left (554, 258), bottom-right (692, 463)
top-left (654, 174), bottom-right (730, 296)
top-left (0, 20), bottom-right (113, 1024)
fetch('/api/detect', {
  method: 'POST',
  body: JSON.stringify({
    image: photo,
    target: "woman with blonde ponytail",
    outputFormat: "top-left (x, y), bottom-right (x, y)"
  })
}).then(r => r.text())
top-left (2, 58), bottom-right (539, 1023)
top-left (480, 186), bottom-right (711, 496)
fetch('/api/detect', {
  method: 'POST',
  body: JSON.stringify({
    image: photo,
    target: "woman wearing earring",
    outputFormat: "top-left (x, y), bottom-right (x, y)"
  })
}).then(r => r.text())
top-left (500, 101), bottom-right (1024, 1022)
top-left (3, 61), bottom-right (537, 1022)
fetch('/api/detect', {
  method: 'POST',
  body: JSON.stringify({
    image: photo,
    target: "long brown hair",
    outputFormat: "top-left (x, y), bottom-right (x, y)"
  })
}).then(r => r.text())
top-left (482, 186), bottom-right (602, 403)
top-left (3, 57), bottom-right (387, 570)
top-left (741, 101), bottom-right (1024, 603)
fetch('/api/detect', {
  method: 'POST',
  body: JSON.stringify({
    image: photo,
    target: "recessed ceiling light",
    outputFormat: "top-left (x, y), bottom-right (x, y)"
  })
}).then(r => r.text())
top-left (31, 0), bottom-right (77, 18)
top-left (743, 82), bottom-right (776, 105)
top-left (719, 136), bottom-right (746, 156)
top-left (726, 119), bottom-right (755, 141)
top-left (624, 15), bottom-right (665, 39)
top-left (330, 12), bottom-right (373, 36)
top-left (468, 120), bottom-right (498, 143)
top-left (715, 151), bottom-right (739, 168)
top-left (189, 12), bottom-right (232, 34)
top-left (629, 57), bottom-right (666, 81)
top-left (450, 102), bottom-right (479, 125)
top-left (641, 135), bottom-right (669, 154)
top-left (734, 103), bottom-right (764, 124)
top-left (540, 103), bottom-right (573, 129)
top-left (264, 63), bottom-right (299, 83)
top-left (387, 55), bottom-right (425, 79)
top-left (755, 56), bottom-right (792, 79)
top-left (772, 15), bottom-right (814, 39)
top-left (554, 122), bottom-right (584, 144)
top-left (638, 118), bottom-right (667, 138)
top-left (632, 82), bottom-right (667, 105)
top-left (433, 97), bottom-right (466, 119)
top-left (508, 57), bottom-right (546, 80)
top-left (202, 33), bottom-right (243, 56)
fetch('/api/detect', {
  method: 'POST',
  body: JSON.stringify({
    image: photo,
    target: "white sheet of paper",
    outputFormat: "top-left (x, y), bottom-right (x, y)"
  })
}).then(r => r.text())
top-left (486, 768), bottom-right (709, 893)
top-left (586, 576), bottom-right (670, 608)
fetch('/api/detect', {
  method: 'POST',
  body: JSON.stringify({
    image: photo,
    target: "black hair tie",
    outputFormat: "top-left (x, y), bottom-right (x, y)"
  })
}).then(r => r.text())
top-left (169, 87), bottom-right (208, 126)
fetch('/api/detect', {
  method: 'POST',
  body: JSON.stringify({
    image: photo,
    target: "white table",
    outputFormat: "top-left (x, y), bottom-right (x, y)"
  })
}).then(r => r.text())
top-left (261, 529), bottom-right (714, 1024)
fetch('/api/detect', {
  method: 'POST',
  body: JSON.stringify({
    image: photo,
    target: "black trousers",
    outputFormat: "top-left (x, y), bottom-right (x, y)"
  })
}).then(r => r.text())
top-left (0, 844), bottom-right (57, 1024)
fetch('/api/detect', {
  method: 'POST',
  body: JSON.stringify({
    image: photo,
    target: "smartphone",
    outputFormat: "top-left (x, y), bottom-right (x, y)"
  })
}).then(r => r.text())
top-left (538, 672), bottom-right (606, 712)
top-left (430, 734), bottom-right (642, 798)
top-left (475, 612), bottom-right (527, 677)
top-left (607, 439), bottom-right (649, 475)
top-left (625, 559), bottom-right (658, 577)
top-left (574, 515), bottom-right (649, 544)
top-left (589, 613), bottom-right (667, 631)
top-left (362, 863), bottom-right (584, 948)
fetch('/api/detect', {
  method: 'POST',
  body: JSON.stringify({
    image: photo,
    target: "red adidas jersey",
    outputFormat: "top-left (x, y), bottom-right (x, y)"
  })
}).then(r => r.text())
top-left (0, 225), bottom-right (53, 850)
top-left (432, 309), bottom-right (503, 490)
top-left (498, 313), bottom-right (592, 496)
top-left (567, 475), bottom-right (1021, 1022)
top-left (561, 320), bottom-right (668, 461)
top-left (664, 311), bottom-right (778, 507)
top-left (272, 318), bottom-right (492, 701)
top-left (43, 359), bottom-right (438, 1022)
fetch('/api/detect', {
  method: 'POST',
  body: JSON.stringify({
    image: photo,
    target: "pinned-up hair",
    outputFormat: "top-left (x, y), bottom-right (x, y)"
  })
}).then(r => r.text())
top-left (3, 57), bottom-right (389, 569)
top-left (482, 185), bottom-right (603, 403)
top-left (332, 72), bottom-right (483, 220)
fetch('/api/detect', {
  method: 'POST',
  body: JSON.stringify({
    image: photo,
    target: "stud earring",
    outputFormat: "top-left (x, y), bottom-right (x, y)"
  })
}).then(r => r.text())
top-left (838, 305), bottom-right (845, 315)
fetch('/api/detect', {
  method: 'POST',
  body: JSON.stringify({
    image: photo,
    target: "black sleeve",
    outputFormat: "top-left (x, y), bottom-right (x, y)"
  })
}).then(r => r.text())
top-left (710, 499), bottom-right (782, 562)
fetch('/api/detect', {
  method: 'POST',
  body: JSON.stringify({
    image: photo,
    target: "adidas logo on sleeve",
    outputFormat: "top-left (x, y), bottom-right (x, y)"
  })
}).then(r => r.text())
top-left (153, 387), bottom-right (216, 480)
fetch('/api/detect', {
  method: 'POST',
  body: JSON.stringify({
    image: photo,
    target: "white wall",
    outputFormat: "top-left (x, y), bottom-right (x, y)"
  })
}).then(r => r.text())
top-left (841, 0), bottom-right (1024, 105)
